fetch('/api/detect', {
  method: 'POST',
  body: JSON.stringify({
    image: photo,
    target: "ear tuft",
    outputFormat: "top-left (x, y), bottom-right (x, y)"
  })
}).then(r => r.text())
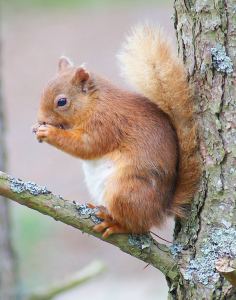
top-left (58, 56), bottom-right (74, 72)
top-left (71, 67), bottom-right (90, 86)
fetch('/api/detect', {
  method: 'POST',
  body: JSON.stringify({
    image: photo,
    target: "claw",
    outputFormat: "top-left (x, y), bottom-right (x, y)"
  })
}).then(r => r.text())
top-left (87, 203), bottom-right (128, 237)
top-left (95, 210), bottom-right (113, 221)
top-left (87, 203), bottom-right (96, 209)
top-left (87, 203), bottom-right (112, 221)
top-left (93, 218), bottom-right (129, 238)
top-left (102, 224), bottom-right (129, 238)
top-left (94, 221), bottom-right (113, 233)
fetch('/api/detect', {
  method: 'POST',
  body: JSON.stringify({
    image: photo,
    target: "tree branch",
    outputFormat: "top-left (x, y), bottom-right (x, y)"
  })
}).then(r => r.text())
top-left (0, 171), bottom-right (179, 281)
top-left (28, 260), bottom-right (106, 300)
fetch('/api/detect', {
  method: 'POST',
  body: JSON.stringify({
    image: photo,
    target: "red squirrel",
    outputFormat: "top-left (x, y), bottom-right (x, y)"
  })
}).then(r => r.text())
top-left (33, 25), bottom-right (200, 238)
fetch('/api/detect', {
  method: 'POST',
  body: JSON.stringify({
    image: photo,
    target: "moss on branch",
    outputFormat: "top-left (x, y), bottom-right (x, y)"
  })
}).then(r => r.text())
top-left (0, 171), bottom-right (180, 282)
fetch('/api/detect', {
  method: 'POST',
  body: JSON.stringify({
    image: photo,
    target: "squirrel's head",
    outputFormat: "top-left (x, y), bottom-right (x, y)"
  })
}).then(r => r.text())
top-left (37, 56), bottom-right (97, 129)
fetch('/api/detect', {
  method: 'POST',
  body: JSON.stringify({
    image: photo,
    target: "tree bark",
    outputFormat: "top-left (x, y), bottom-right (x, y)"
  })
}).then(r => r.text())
top-left (0, 24), bottom-right (17, 299)
top-left (170, 0), bottom-right (236, 299)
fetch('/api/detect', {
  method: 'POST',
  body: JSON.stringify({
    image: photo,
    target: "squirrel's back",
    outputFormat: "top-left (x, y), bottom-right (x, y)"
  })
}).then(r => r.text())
top-left (118, 24), bottom-right (200, 216)
top-left (89, 76), bottom-right (178, 177)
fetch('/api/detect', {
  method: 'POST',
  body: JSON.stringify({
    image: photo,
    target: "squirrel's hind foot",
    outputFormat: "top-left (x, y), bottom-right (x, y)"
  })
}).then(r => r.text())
top-left (89, 205), bottom-right (128, 238)
top-left (94, 221), bottom-right (129, 238)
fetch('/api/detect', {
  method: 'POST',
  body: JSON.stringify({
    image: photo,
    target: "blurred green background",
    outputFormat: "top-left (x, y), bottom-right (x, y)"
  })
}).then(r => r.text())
top-left (6, 0), bottom-right (171, 9)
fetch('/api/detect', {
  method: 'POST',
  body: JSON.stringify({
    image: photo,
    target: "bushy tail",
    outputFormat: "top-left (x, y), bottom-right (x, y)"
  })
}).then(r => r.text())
top-left (118, 24), bottom-right (200, 216)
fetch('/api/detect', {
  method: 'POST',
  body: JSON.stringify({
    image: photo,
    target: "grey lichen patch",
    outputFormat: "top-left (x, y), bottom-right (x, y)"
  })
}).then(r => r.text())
top-left (203, 15), bottom-right (221, 31)
top-left (200, 63), bottom-right (207, 75)
top-left (211, 44), bottom-right (233, 74)
top-left (9, 176), bottom-right (50, 196)
top-left (183, 227), bottom-right (236, 286)
top-left (194, 0), bottom-right (211, 13)
top-left (54, 205), bottom-right (62, 210)
top-left (170, 243), bottom-right (183, 258)
top-left (74, 203), bottom-right (102, 224)
top-left (233, 5), bottom-right (236, 14)
top-left (128, 234), bottom-right (152, 250)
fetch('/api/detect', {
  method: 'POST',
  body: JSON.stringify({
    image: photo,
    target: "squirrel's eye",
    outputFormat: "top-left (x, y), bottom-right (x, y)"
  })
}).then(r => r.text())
top-left (57, 98), bottom-right (67, 107)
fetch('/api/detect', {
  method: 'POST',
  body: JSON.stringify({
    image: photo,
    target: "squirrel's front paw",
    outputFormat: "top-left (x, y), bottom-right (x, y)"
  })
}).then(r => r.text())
top-left (36, 124), bottom-right (56, 143)
top-left (32, 123), bottom-right (40, 134)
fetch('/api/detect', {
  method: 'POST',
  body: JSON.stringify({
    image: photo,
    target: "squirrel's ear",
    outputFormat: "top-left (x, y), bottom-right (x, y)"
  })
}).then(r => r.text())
top-left (71, 67), bottom-right (90, 87)
top-left (58, 56), bottom-right (73, 72)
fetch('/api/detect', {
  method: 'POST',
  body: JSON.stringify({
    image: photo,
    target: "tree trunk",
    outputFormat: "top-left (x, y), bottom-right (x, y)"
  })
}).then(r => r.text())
top-left (0, 24), bottom-right (17, 300)
top-left (170, 0), bottom-right (236, 299)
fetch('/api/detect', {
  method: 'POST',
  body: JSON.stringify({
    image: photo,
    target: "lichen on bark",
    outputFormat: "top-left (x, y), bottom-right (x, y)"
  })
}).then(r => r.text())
top-left (172, 0), bottom-right (236, 298)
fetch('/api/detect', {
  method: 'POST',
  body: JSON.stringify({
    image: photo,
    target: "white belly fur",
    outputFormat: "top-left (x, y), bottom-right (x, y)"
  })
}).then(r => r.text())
top-left (82, 158), bottom-right (115, 205)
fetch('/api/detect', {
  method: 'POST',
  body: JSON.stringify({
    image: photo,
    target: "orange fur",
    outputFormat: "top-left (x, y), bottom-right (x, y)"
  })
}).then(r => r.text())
top-left (118, 24), bottom-right (200, 217)
top-left (34, 25), bottom-right (200, 236)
